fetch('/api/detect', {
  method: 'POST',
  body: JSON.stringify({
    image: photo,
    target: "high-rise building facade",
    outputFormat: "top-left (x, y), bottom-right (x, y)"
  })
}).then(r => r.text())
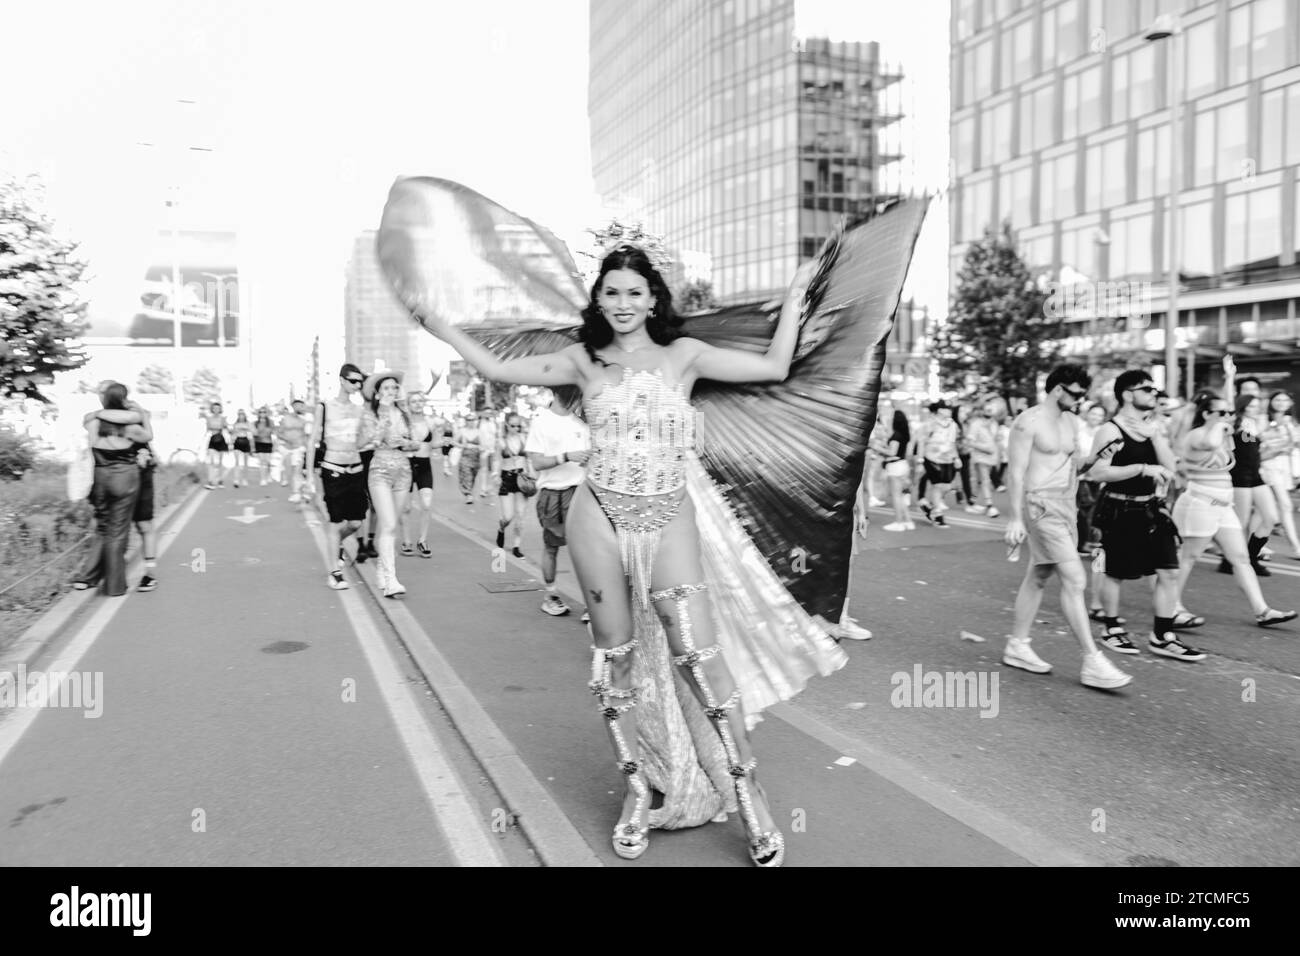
top-left (589, 0), bottom-right (903, 304)
top-left (344, 231), bottom-right (422, 380)
top-left (951, 0), bottom-right (1300, 392)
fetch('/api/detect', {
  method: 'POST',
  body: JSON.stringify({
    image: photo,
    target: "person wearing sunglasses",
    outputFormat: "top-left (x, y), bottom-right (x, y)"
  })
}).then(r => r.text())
top-left (1000, 364), bottom-right (1132, 689)
top-left (1086, 370), bottom-right (1205, 661)
top-left (313, 363), bottom-right (368, 589)
top-left (1170, 392), bottom-right (1296, 628)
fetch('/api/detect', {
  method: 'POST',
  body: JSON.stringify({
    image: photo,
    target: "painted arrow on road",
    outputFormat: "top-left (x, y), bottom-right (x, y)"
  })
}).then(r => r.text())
top-left (227, 506), bottom-right (269, 525)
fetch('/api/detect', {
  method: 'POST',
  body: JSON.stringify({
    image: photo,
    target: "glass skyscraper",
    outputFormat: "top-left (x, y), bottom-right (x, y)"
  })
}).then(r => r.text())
top-left (344, 231), bottom-right (422, 381)
top-left (589, 0), bottom-right (903, 304)
top-left (951, 0), bottom-right (1300, 392)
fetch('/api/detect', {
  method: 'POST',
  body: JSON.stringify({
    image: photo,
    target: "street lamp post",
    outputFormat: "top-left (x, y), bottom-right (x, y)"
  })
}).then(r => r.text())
top-left (1146, 10), bottom-right (1183, 399)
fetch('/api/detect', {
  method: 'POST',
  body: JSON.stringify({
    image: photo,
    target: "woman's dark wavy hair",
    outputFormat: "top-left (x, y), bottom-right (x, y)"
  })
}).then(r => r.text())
top-left (1267, 390), bottom-right (1293, 422)
top-left (1190, 389), bottom-right (1223, 430)
top-left (579, 245), bottom-right (684, 365)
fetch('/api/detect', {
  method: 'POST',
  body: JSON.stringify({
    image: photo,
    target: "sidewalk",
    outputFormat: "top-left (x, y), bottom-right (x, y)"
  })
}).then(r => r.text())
top-left (356, 465), bottom-right (1033, 866)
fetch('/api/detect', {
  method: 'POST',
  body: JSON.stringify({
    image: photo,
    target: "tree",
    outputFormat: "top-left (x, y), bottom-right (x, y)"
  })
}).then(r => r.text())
top-left (184, 366), bottom-right (221, 406)
top-left (677, 278), bottom-right (718, 314)
top-left (934, 223), bottom-right (1063, 404)
top-left (137, 363), bottom-right (175, 395)
top-left (0, 175), bottom-right (90, 401)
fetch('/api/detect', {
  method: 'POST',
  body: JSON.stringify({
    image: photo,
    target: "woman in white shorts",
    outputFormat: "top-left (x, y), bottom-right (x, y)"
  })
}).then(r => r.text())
top-left (881, 409), bottom-right (914, 531)
top-left (1259, 391), bottom-right (1299, 559)
top-left (1172, 394), bottom-right (1295, 628)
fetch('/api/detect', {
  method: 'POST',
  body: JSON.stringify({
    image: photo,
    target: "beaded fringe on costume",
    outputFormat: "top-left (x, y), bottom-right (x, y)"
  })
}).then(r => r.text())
top-left (586, 456), bottom-right (847, 832)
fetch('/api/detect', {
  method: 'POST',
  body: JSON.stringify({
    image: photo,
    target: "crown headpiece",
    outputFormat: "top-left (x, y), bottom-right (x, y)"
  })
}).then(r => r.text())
top-left (588, 220), bottom-right (673, 272)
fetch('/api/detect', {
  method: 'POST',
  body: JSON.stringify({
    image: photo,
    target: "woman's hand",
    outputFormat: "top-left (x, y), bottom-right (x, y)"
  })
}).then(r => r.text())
top-left (784, 259), bottom-right (819, 305)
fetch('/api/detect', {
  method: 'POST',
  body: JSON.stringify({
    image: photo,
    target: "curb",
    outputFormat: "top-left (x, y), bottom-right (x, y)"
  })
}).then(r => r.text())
top-left (0, 479), bottom-right (206, 699)
top-left (307, 498), bottom-right (602, 867)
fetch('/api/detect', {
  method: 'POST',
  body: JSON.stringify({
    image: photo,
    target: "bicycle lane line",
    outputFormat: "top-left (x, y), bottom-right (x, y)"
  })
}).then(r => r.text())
top-left (0, 488), bottom-right (207, 772)
top-left (300, 510), bottom-right (505, 868)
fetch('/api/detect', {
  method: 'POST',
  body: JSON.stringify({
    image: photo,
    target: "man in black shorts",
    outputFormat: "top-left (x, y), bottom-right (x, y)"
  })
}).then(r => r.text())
top-left (525, 388), bottom-right (591, 618)
top-left (1088, 370), bottom-right (1205, 661)
top-left (313, 363), bottom-right (368, 589)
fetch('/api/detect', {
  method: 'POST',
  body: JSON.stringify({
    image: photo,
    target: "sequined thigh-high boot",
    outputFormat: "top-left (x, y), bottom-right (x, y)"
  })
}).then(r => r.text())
top-left (652, 583), bottom-right (785, 867)
top-left (588, 638), bottom-right (650, 859)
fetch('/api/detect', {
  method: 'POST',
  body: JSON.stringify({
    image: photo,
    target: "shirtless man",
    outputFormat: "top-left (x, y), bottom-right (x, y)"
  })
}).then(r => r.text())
top-left (277, 398), bottom-right (310, 502)
top-left (312, 363), bottom-right (367, 589)
top-left (1002, 364), bottom-right (1132, 689)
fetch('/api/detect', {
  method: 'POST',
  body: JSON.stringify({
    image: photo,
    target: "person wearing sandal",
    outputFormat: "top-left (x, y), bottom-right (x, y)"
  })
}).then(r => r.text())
top-left (413, 241), bottom-right (846, 866)
top-left (1171, 392), bottom-right (1297, 630)
top-left (358, 371), bottom-right (421, 599)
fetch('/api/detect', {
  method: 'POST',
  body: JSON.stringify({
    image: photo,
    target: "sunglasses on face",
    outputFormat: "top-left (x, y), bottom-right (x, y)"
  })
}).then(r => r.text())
top-left (1061, 387), bottom-right (1087, 399)
top-left (344, 377), bottom-right (364, 385)
top-left (1129, 385), bottom-right (1158, 394)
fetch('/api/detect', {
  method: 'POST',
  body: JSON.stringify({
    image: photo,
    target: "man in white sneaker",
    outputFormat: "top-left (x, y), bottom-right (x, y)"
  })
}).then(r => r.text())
top-left (525, 388), bottom-right (591, 618)
top-left (1002, 365), bottom-right (1133, 690)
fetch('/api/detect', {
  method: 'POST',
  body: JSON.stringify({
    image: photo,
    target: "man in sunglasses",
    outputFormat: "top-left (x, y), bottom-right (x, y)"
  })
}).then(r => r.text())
top-left (1086, 370), bottom-right (1205, 661)
top-left (1002, 364), bottom-right (1133, 689)
top-left (312, 362), bottom-right (368, 589)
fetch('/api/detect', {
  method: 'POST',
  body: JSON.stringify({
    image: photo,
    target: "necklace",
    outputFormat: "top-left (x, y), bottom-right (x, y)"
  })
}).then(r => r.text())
top-left (611, 342), bottom-right (654, 355)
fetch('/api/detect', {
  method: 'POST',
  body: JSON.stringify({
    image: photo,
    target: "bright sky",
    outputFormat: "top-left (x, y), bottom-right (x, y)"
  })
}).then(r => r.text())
top-left (4, 0), bottom-right (950, 394)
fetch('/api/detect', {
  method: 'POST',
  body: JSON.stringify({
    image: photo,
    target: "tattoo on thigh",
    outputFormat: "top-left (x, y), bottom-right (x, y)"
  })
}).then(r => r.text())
top-left (590, 589), bottom-right (603, 603)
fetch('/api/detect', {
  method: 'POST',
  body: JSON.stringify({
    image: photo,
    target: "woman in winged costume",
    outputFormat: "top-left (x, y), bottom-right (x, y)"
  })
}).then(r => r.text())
top-left (415, 236), bottom-right (844, 866)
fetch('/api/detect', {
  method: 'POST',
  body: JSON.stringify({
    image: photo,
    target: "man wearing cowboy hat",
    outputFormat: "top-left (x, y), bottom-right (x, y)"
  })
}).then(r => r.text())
top-left (912, 399), bottom-right (960, 527)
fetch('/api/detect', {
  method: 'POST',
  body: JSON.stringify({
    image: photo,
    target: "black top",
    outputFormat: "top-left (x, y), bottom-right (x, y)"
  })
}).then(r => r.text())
top-left (1106, 422), bottom-right (1158, 495)
top-left (1230, 427), bottom-right (1262, 486)
top-left (885, 423), bottom-right (910, 464)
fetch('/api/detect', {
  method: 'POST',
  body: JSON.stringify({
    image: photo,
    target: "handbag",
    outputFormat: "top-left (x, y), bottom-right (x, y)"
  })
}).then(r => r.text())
top-left (67, 439), bottom-right (94, 501)
top-left (516, 468), bottom-right (538, 497)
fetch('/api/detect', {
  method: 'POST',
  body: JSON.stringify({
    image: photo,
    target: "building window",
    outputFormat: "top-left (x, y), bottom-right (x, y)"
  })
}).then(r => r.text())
top-left (1261, 88), bottom-right (1284, 171)
top-left (1224, 186), bottom-right (1282, 273)
top-left (1019, 233), bottom-right (1054, 273)
top-left (1041, 153), bottom-right (1078, 221)
top-left (979, 101), bottom-right (1013, 168)
top-left (1183, 17), bottom-right (1217, 101)
top-left (1085, 137), bottom-right (1127, 211)
top-left (1227, 3), bottom-right (1249, 85)
top-left (1179, 200), bottom-right (1214, 277)
top-left (1019, 83), bottom-right (1055, 154)
top-left (1110, 212), bottom-right (1154, 281)
top-left (1194, 100), bottom-right (1248, 186)
top-left (1001, 19), bottom-right (1035, 89)
top-left (1252, 0), bottom-right (1287, 79)
top-left (1287, 85), bottom-right (1300, 167)
top-left (972, 38), bottom-right (994, 101)
top-left (1043, 0), bottom-right (1082, 69)
top-left (1060, 224), bottom-right (1096, 276)
top-left (955, 0), bottom-right (978, 41)
top-left (1064, 74), bottom-right (1079, 140)
top-left (998, 165), bottom-right (1033, 229)
top-left (1079, 65), bottom-right (1103, 134)
top-left (954, 115), bottom-right (976, 175)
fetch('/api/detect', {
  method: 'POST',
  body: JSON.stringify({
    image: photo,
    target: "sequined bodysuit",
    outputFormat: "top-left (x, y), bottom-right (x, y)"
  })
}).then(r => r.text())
top-left (360, 405), bottom-right (413, 488)
top-left (584, 365), bottom-right (695, 609)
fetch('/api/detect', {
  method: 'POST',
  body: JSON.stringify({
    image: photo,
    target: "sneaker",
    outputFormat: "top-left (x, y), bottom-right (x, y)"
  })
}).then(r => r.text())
top-left (512, 547), bottom-right (524, 558)
top-left (986, 506), bottom-right (1000, 518)
top-left (831, 617), bottom-right (873, 641)
top-left (288, 493), bottom-right (302, 503)
top-left (995, 484), bottom-right (1007, 492)
top-left (541, 594), bottom-right (570, 616)
top-left (933, 514), bottom-right (948, 527)
top-left (1003, 637), bottom-right (1052, 673)
top-left (1256, 608), bottom-right (1298, 627)
top-left (416, 542), bottom-right (433, 559)
top-left (328, 571), bottom-right (349, 590)
top-left (868, 496), bottom-right (886, 507)
top-left (354, 543), bottom-right (368, 564)
top-left (136, 575), bottom-right (158, 592)
top-left (919, 502), bottom-right (933, 523)
top-left (882, 521), bottom-right (911, 532)
top-left (363, 540), bottom-right (379, 560)
top-left (400, 541), bottom-right (415, 556)
top-left (1216, 559), bottom-right (1233, 574)
top-left (964, 504), bottom-right (987, 514)
top-left (72, 581), bottom-right (92, 591)
top-left (934, 500), bottom-right (950, 515)
top-left (1252, 562), bottom-right (1272, 577)
top-left (1148, 632), bottom-right (1206, 662)
top-left (1100, 627), bottom-right (1139, 655)
top-left (204, 483), bottom-right (217, 490)
top-left (1080, 650), bottom-right (1132, 690)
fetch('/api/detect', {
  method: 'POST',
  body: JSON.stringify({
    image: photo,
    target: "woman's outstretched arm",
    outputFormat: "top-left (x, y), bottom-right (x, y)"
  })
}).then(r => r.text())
top-left (418, 311), bottom-right (584, 388)
top-left (686, 260), bottom-right (818, 385)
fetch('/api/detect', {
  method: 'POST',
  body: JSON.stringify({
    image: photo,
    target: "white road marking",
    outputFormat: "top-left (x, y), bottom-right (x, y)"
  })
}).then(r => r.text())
top-left (0, 487), bottom-right (206, 770)
top-left (302, 514), bottom-right (504, 867)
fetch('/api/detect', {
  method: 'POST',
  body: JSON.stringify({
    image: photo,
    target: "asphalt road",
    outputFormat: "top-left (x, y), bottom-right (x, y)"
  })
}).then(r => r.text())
top-left (3, 457), bottom-right (1295, 866)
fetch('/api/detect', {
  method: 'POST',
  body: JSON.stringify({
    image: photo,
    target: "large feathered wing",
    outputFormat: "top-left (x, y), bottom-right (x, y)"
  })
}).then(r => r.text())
top-left (377, 177), bottom-right (929, 621)
top-left (688, 198), bottom-right (929, 620)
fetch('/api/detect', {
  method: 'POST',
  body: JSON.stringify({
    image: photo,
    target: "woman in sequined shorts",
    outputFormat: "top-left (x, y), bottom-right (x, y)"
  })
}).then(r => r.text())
top-left (359, 371), bottom-right (420, 598)
top-left (417, 243), bottom-right (844, 868)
